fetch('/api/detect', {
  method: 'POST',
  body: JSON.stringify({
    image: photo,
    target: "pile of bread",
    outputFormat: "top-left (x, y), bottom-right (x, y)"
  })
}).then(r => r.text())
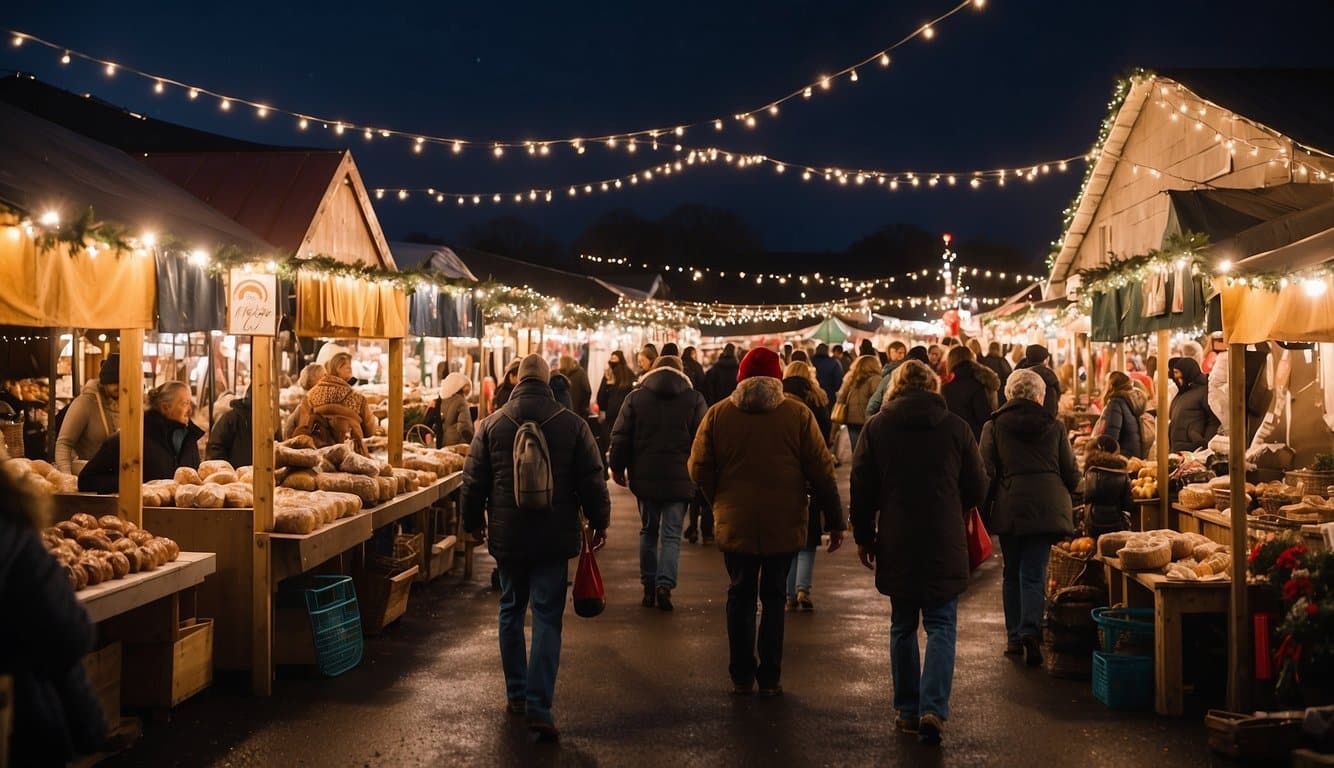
top-left (398, 443), bottom-right (467, 476)
top-left (138, 460), bottom-right (257, 509)
top-left (1098, 529), bottom-right (1232, 580)
top-left (275, 436), bottom-right (436, 506)
top-left (42, 513), bottom-right (181, 592)
top-left (7, 457), bottom-right (81, 494)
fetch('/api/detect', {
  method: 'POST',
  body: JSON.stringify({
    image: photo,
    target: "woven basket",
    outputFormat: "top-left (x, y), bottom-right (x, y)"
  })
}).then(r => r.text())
top-left (0, 421), bottom-right (23, 458)
top-left (1260, 492), bottom-right (1303, 516)
top-left (1284, 469), bottom-right (1334, 496)
top-left (1047, 546), bottom-right (1094, 599)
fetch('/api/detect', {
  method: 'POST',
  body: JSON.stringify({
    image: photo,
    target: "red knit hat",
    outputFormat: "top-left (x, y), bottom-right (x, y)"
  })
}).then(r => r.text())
top-left (737, 347), bottom-right (783, 381)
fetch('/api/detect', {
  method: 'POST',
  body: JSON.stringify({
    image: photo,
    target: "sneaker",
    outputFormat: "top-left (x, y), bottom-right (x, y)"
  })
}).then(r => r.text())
top-left (655, 586), bottom-right (673, 612)
top-left (1022, 636), bottom-right (1043, 667)
top-left (507, 698), bottom-right (526, 715)
top-left (527, 719), bottom-right (560, 743)
top-left (796, 590), bottom-right (813, 612)
top-left (917, 713), bottom-right (944, 745)
top-left (895, 714), bottom-right (920, 734)
top-left (684, 525), bottom-right (698, 544)
top-left (731, 682), bottom-right (754, 696)
top-left (1003, 641), bottom-right (1023, 656)
top-left (757, 685), bottom-right (783, 698)
top-left (641, 586), bottom-right (655, 608)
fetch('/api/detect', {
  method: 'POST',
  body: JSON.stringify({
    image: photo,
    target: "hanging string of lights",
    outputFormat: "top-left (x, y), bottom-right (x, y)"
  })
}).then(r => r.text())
top-left (616, 291), bottom-right (1004, 327)
top-left (578, 253), bottom-right (1046, 287)
top-left (372, 146), bottom-right (1087, 205)
top-left (3, 1), bottom-right (987, 156)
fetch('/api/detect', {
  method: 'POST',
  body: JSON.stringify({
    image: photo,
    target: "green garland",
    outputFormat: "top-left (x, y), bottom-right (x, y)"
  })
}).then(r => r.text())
top-left (1047, 68), bottom-right (1153, 271)
top-left (1075, 231), bottom-right (1211, 298)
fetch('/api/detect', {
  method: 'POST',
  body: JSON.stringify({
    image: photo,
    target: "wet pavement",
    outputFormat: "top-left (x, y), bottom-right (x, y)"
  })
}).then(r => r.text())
top-left (106, 466), bottom-right (1216, 767)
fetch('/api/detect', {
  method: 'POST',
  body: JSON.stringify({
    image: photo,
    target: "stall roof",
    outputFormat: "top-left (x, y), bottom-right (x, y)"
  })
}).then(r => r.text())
top-left (451, 247), bottom-right (640, 309)
top-left (389, 242), bottom-right (478, 281)
top-left (0, 101), bottom-right (275, 255)
top-left (1233, 206), bottom-right (1334, 274)
top-left (1156, 68), bottom-right (1334, 154)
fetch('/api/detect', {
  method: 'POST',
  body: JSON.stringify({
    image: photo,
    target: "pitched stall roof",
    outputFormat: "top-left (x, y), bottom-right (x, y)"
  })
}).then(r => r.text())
top-left (389, 243), bottom-right (479, 281)
top-left (0, 101), bottom-right (274, 254)
top-left (451, 247), bottom-right (635, 309)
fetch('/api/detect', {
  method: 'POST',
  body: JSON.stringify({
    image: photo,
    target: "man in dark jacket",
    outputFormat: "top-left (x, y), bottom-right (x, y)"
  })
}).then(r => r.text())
top-left (980, 342), bottom-right (1013, 404)
top-left (609, 356), bottom-right (707, 611)
top-left (79, 382), bottom-right (204, 493)
top-left (205, 386), bottom-right (275, 467)
top-left (850, 359), bottom-right (987, 745)
top-left (462, 355), bottom-right (611, 741)
top-left (811, 343), bottom-right (843, 417)
top-left (0, 469), bottom-right (107, 766)
top-left (1168, 357), bottom-right (1219, 451)
top-left (1014, 344), bottom-right (1062, 417)
top-left (702, 344), bottom-right (740, 406)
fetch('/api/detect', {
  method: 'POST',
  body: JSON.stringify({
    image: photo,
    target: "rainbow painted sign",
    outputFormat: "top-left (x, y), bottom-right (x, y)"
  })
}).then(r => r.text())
top-left (227, 270), bottom-right (277, 336)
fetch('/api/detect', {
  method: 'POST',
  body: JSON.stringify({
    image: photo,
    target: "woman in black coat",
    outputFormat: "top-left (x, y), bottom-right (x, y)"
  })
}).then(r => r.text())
top-left (79, 382), bottom-right (204, 493)
top-left (1082, 436), bottom-right (1134, 538)
top-left (1, 465), bottom-right (107, 766)
top-left (941, 346), bottom-right (1000, 439)
top-left (850, 360), bottom-right (987, 744)
top-left (1096, 371), bottom-right (1145, 459)
top-left (781, 362), bottom-right (833, 612)
top-left (595, 351), bottom-right (635, 457)
top-left (979, 368), bottom-right (1079, 667)
top-left (1168, 357), bottom-right (1219, 451)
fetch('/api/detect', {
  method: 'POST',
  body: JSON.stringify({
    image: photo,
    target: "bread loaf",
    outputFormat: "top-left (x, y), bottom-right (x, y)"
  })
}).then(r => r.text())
top-left (1117, 538), bottom-right (1172, 570)
top-left (51, 474), bottom-right (80, 493)
top-left (136, 546), bottom-right (159, 571)
top-left (30, 459), bottom-right (56, 477)
top-left (1097, 530), bottom-right (1135, 557)
top-left (274, 507), bottom-right (317, 534)
top-left (106, 551), bottom-right (131, 579)
top-left (70, 513), bottom-right (98, 529)
top-left (112, 538), bottom-right (137, 554)
top-left (224, 483), bottom-right (254, 508)
top-left (375, 476), bottom-right (396, 502)
top-left (174, 466), bottom-right (203, 485)
top-left (79, 558), bottom-right (104, 586)
top-left (318, 443), bottom-right (352, 467)
top-left (445, 443), bottom-right (469, 457)
top-left (281, 468), bottom-right (319, 492)
top-left (237, 466), bottom-right (254, 483)
top-left (207, 470), bottom-right (239, 486)
top-left (128, 529), bottom-right (154, 546)
top-left (282, 435), bottom-right (317, 450)
top-left (195, 484), bottom-right (226, 509)
top-left (76, 532), bottom-right (112, 551)
top-left (275, 444), bottom-right (320, 469)
top-left (1192, 541), bottom-right (1224, 561)
top-left (174, 484), bottom-right (202, 508)
top-left (97, 515), bottom-right (125, 533)
top-left (198, 460), bottom-right (234, 480)
top-left (339, 451), bottom-right (382, 477)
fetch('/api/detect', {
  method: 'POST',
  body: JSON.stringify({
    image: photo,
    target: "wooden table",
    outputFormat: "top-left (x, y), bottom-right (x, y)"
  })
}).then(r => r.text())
top-left (77, 552), bottom-right (216, 624)
top-left (1097, 553), bottom-right (1230, 716)
top-left (1173, 503), bottom-right (1327, 551)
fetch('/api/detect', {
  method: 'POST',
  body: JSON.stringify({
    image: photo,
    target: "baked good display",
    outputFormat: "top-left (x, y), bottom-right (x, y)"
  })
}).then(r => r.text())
top-left (42, 516), bottom-right (182, 591)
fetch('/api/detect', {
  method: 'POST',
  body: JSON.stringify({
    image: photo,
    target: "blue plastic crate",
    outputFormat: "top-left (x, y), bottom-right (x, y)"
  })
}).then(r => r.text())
top-left (1091, 607), bottom-right (1154, 654)
top-left (1092, 650), bottom-right (1153, 710)
top-left (300, 576), bottom-right (363, 677)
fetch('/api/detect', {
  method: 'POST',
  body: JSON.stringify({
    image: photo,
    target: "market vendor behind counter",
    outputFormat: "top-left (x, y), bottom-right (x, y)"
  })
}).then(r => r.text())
top-left (78, 381), bottom-right (202, 493)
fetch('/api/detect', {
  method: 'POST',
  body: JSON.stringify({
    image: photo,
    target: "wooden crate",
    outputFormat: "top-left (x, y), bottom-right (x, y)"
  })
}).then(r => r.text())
top-left (122, 620), bottom-right (213, 709)
top-left (358, 566), bottom-right (419, 635)
top-left (420, 535), bottom-right (457, 583)
top-left (81, 642), bottom-right (122, 728)
top-left (1205, 710), bottom-right (1304, 761)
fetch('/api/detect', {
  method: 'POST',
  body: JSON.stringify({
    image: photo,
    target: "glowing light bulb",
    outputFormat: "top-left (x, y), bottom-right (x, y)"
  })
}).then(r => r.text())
top-left (61, 51), bottom-right (71, 64)
top-left (745, 115), bottom-right (756, 128)
top-left (880, 52), bottom-right (891, 67)
top-left (922, 25), bottom-right (935, 39)
top-left (38, 210), bottom-right (59, 227)
top-left (820, 76), bottom-right (831, 90)
top-left (398, 190), bottom-right (408, 200)
top-left (1304, 278), bottom-right (1327, 297)
top-left (299, 118), bottom-right (309, 130)
top-left (775, 164), bottom-right (785, 173)
top-left (769, 105), bottom-right (779, 116)
top-left (189, 88), bottom-right (199, 100)
top-left (257, 105), bottom-right (268, 118)
top-left (220, 99), bottom-right (232, 111)
top-left (11, 34), bottom-right (22, 47)
top-left (849, 69), bottom-right (859, 82)
top-left (714, 119), bottom-right (723, 131)
top-left (493, 194), bottom-right (502, 203)
top-left (154, 80), bottom-right (165, 94)
top-left (141, 233), bottom-right (156, 247)
top-left (104, 62), bottom-right (116, 76)
top-left (493, 145), bottom-right (504, 158)
top-left (803, 87), bottom-right (813, 99)
top-left (188, 250), bottom-right (209, 266)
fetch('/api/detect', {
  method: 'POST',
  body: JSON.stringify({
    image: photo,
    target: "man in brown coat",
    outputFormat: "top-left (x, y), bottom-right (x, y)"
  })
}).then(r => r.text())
top-left (688, 347), bottom-right (844, 697)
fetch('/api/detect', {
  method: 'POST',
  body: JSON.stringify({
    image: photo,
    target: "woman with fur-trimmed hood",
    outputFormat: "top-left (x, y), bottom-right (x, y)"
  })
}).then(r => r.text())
top-left (1081, 435), bottom-right (1134, 538)
top-left (941, 346), bottom-right (1000, 439)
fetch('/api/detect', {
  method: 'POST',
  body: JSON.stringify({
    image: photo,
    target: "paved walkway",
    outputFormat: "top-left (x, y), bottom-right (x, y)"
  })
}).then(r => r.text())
top-left (108, 466), bottom-right (1211, 767)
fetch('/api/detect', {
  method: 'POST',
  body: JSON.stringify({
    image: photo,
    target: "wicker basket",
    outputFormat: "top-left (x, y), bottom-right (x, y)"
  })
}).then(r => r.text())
top-left (1047, 546), bottom-right (1094, 598)
top-left (1285, 469), bottom-right (1334, 496)
top-left (0, 421), bottom-right (22, 458)
top-left (1260, 491), bottom-right (1303, 516)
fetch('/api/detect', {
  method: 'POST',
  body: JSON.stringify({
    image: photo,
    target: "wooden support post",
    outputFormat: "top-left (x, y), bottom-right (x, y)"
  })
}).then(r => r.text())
top-left (389, 338), bottom-right (404, 466)
top-left (118, 329), bottom-right (143, 527)
top-left (250, 336), bottom-right (275, 696)
top-left (1156, 329), bottom-right (1171, 529)
top-left (251, 532), bottom-right (272, 696)
top-left (1226, 343), bottom-right (1251, 712)
top-left (1070, 334), bottom-right (1080, 406)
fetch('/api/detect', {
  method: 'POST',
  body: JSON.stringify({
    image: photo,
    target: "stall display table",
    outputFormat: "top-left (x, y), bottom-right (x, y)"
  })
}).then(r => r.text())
top-left (1173, 503), bottom-right (1328, 551)
top-left (77, 552), bottom-right (216, 624)
top-left (1096, 553), bottom-right (1231, 716)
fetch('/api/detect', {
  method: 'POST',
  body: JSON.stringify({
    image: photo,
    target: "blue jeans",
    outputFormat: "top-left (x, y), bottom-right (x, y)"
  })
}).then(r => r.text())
top-left (497, 559), bottom-right (568, 724)
top-left (890, 597), bottom-right (959, 721)
top-left (786, 548), bottom-right (815, 598)
top-left (999, 534), bottom-right (1053, 643)
top-left (639, 500), bottom-right (687, 589)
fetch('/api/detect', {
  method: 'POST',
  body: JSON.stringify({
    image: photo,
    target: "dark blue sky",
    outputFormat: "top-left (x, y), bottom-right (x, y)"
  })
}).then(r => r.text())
top-left (5, 0), bottom-right (1334, 270)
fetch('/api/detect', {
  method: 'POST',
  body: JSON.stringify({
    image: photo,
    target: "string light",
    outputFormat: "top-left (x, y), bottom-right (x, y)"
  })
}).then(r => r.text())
top-left (0, 1), bottom-right (984, 155)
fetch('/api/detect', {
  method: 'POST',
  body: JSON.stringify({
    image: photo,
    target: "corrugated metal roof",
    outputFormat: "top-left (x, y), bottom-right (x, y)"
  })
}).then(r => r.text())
top-left (142, 151), bottom-right (345, 253)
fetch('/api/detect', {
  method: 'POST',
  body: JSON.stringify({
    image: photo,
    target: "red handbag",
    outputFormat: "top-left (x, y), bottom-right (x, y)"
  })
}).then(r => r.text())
top-left (572, 526), bottom-right (605, 618)
top-left (966, 506), bottom-right (993, 571)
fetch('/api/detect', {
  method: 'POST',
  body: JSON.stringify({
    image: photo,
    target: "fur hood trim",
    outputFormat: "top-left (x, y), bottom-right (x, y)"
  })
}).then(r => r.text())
top-left (729, 376), bottom-right (785, 413)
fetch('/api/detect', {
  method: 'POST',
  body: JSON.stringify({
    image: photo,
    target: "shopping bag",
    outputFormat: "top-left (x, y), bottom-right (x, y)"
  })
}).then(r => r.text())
top-left (966, 506), bottom-right (993, 571)
top-left (572, 527), bottom-right (605, 618)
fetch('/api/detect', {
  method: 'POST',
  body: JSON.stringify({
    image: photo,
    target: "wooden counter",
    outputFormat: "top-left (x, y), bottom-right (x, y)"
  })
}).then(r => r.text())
top-left (1173, 503), bottom-right (1327, 550)
top-left (77, 552), bottom-right (216, 624)
top-left (270, 513), bottom-right (374, 583)
top-left (368, 474), bottom-right (462, 530)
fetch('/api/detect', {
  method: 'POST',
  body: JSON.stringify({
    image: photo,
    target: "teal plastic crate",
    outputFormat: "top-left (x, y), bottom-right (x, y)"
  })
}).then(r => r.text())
top-left (301, 576), bottom-right (363, 677)
top-left (1091, 607), bottom-right (1154, 654)
top-left (1092, 650), bottom-right (1153, 710)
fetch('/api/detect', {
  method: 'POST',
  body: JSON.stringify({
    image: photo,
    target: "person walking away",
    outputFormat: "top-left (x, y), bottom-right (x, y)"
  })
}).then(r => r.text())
top-left (681, 346), bottom-right (707, 392)
top-left (54, 355), bottom-right (120, 475)
top-left (850, 360), bottom-right (987, 745)
top-left (832, 344), bottom-right (851, 373)
top-left (79, 382), bottom-right (204, 492)
top-left (426, 373), bottom-right (476, 448)
top-left (1168, 357), bottom-right (1219, 451)
top-left (941, 346), bottom-right (1000, 439)
top-left (689, 348), bottom-right (844, 697)
top-left (1014, 345), bottom-right (1062, 417)
top-left (1082, 435), bottom-right (1133, 538)
top-left (1, 464), bottom-right (108, 766)
top-left (636, 344), bottom-right (659, 379)
top-left (866, 345), bottom-right (928, 418)
top-left (609, 356), bottom-right (707, 610)
top-left (837, 355), bottom-right (882, 450)
top-left (556, 356), bottom-right (592, 418)
top-left (979, 369), bottom-right (1078, 666)
top-left (493, 359), bottom-right (521, 411)
top-left (980, 342), bottom-right (1013, 404)
top-left (596, 350), bottom-right (635, 460)
top-left (811, 344), bottom-right (842, 421)
top-left (461, 355), bottom-right (611, 741)
top-left (781, 361), bottom-right (835, 611)
top-left (702, 343), bottom-right (740, 405)
top-left (1095, 371), bottom-right (1145, 458)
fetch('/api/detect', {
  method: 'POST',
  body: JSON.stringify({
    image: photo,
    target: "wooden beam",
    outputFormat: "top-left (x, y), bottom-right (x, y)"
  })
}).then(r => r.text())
top-left (1226, 343), bottom-right (1251, 711)
top-left (118, 329), bottom-right (143, 527)
top-left (251, 532), bottom-right (272, 696)
top-left (1156, 329), bottom-right (1171, 528)
top-left (251, 336), bottom-right (275, 534)
top-left (389, 337), bottom-right (404, 465)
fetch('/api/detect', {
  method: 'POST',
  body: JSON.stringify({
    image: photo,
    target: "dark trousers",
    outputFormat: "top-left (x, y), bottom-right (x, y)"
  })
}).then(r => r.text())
top-left (723, 552), bottom-right (794, 688)
top-left (687, 492), bottom-right (714, 539)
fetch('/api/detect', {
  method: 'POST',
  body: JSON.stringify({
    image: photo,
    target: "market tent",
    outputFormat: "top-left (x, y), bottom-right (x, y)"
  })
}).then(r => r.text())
top-left (0, 102), bottom-right (275, 329)
top-left (1218, 224), bottom-right (1334, 343)
top-left (391, 242), bottom-right (479, 338)
top-left (808, 316), bottom-right (851, 344)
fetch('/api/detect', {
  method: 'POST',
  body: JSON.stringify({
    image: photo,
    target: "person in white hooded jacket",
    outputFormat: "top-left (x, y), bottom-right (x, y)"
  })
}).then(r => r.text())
top-left (426, 372), bottom-right (474, 447)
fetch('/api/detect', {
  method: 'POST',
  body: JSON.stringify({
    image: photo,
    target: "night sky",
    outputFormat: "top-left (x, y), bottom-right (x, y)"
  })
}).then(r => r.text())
top-left (5, 0), bottom-right (1334, 272)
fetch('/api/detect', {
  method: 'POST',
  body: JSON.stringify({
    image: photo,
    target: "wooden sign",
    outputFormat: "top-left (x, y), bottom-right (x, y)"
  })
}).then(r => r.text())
top-left (227, 270), bottom-right (278, 336)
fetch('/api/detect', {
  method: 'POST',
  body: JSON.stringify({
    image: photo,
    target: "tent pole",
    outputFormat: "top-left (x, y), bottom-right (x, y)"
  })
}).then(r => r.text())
top-left (1226, 343), bottom-right (1251, 711)
top-left (1156, 329), bottom-right (1171, 530)
top-left (389, 338), bottom-right (404, 465)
